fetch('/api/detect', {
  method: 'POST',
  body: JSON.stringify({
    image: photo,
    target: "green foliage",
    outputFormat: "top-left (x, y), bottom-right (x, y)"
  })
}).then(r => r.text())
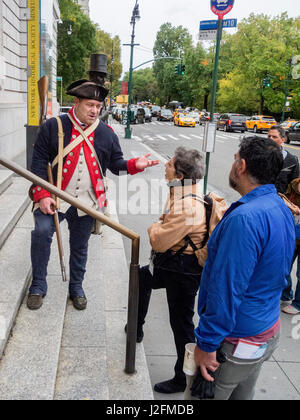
top-left (123, 68), bottom-right (159, 103)
top-left (143, 13), bottom-right (300, 116)
top-left (152, 23), bottom-right (192, 106)
top-left (216, 13), bottom-right (300, 116)
top-left (57, 0), bottom-right (122, 104)
top-left (57, 0), bottom-right (99, 92)
top-left (95, 30), bottom-right (122, 98)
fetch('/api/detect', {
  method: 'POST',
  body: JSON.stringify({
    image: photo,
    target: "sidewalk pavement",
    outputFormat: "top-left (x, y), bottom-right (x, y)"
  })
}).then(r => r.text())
top-left (111, 120), bottom-right (300, 400)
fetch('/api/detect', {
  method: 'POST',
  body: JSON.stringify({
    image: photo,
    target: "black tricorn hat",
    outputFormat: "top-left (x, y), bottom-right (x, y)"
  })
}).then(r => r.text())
top-left (66, 79), bottom-right (108, 102)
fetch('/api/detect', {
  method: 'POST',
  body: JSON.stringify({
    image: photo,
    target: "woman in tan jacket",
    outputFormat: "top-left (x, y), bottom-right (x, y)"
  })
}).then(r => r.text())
top-left (138, 147), bottom-right (208, 394)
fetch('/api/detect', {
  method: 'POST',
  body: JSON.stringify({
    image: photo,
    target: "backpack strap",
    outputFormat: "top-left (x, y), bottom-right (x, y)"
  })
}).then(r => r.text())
top-left (180, 193), bottom-right (213, 252)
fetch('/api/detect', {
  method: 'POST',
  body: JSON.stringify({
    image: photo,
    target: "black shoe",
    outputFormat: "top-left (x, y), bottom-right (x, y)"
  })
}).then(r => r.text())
top-left (154, 378), bottom-right (186, 394)
top-left (27, 294), bottom-right (44, 310)
top-left (124, 324), bottom-right (144, 343)
top-left (71, 296), bottom-right (87, 310)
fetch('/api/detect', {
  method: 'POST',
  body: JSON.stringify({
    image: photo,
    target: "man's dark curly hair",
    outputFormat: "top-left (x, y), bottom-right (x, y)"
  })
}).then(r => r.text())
top-left (238, 136), bottom-right (283, 185)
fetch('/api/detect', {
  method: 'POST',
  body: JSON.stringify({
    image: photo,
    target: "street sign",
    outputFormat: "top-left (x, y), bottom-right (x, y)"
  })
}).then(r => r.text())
top-left (200, 19), bottom-right (237, 31)
top-left (203, 122), bottom-right (217, 153)
top-left (198, 30), bottom-right (217, 41)
top-left (210, 0), bottom-right (235, 18)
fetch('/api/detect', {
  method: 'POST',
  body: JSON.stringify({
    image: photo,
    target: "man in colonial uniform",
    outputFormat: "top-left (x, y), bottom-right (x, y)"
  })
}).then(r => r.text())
top-left (27, 79), bottom-right (159, 311)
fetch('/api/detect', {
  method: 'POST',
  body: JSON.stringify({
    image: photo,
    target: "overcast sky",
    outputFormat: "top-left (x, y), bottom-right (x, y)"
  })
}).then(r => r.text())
top-left (89, 0), bottom-right (300, 78)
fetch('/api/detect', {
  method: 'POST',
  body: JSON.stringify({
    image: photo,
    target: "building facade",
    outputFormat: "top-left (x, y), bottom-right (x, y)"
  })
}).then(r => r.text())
top-left (0, 0), bottom-right (60, 162)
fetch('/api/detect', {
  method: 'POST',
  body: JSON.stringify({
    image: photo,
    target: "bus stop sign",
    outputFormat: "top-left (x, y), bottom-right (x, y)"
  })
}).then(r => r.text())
top-left (211, 0), bottom-right (235, 18)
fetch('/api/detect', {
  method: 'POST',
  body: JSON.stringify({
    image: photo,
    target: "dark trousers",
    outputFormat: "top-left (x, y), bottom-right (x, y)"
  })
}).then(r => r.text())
top-left (138, 263), bottom-right (201, 384)
top-left (29, 207), bottom-right (94, 297)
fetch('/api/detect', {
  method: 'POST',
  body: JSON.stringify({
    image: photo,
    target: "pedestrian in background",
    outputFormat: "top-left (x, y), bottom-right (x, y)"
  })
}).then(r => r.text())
top-left (281, 177), bottom-right (300, 315)
top-left (194, 136), bottom-right (295, 400)
top-left (268, 125), bottom-right (299, 193)
top-left (134, 147), bottom-right (207, 394)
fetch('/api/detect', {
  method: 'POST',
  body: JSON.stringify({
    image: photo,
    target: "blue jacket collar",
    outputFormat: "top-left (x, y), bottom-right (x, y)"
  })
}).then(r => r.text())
top-left (225, 185), bottom-right (277, 218)
top-left (238, 184), bottom-right (277, 205)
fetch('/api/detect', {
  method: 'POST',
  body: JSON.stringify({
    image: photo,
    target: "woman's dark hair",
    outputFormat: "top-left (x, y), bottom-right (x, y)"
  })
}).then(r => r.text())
top-left (238, 136), bottom-right (283, 185)
top-left (174, 147), bottom-right (206, 184)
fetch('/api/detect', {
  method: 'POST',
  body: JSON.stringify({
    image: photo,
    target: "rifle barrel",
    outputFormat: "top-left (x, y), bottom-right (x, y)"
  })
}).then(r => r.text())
top-left (47, 163), bottom-right (68, 283)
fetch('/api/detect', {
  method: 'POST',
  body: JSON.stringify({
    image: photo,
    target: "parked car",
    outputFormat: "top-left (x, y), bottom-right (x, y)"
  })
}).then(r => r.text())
top-left (144, 107), bottom-right (152, 122)
top-left (59, 106), bottom-right (72, 115)
top-left (245, 115), bottom-right (277, 133)
top-left (281, 119), bottom-right (298, 131)
top-left (114, 107), bottom-right (124, 122)
top-left (132, 107), bottom-right (145, 124)
top-left (286, 121), bottom-right (300, 144)
top-left (157, 109), bottom-right (173, 122)
top-left (174, 113), bottom-right (196, 127)
top-left (217, 113), bottom-right (247, 133)
top-left (199, 112), bottom-right (210, 125)
top-left (188, 111), bottom-right (200, 123)
top-left (151, 105), bottom-right (161, 117)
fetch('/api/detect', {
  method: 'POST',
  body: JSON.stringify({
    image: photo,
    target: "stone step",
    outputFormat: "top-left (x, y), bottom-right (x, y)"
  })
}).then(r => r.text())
top-left (54, 201), bottom-right (153, 400)
top-left (0, 178), bottom-right (31, 250)
top-left (0, 200), bottom-right (153, 400)
top-left (0, 170), bottom-right (13, 196)
top-left (0, 206), bottom-right (33, 360)
top-left (0, 217), bottom-right (69, 399)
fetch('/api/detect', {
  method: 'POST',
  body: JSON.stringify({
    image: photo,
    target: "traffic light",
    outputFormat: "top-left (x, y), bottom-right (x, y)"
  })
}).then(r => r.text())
top-left (263, 76), bottom-right (271, 88)
top-left (174, 64), bottom-right (180, 75)
top-left (181, 64), bottom-right (185, 75)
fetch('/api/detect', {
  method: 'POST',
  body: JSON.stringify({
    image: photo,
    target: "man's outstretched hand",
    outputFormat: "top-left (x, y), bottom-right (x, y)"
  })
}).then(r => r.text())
top-left (136, 153), bottom-right (160, 170)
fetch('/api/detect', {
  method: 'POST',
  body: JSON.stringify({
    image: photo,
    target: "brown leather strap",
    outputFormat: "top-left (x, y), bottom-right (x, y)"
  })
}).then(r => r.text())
top-left (67, 114), bottom-right (104, 181)
top-left (51, 119), bottom-right (99, 169)
top-left (55, 117), bottom-right (64, 209)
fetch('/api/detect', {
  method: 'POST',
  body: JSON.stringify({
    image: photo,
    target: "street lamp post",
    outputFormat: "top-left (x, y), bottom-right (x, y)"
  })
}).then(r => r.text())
top-left (124, 0), bottom-right (140, 139)
top-left (281, 58), bottom-right (292, 124)
top-left (109, 41), bottom-right (114, 111)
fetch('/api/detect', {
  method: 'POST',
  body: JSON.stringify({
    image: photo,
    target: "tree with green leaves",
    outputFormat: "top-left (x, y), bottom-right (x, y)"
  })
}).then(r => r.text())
top-left (153, 23), bottom-right (192, 106)
top-left (57, 0), bottom-right (99, 93)
top-left (216, 13), bottom-right (300, 117)
top-left (123, 68), bottom-right (159, 103)
top-left (95, 29), bottom-right (122, 100)
top-left (57, 0), bottom-right (123, 105)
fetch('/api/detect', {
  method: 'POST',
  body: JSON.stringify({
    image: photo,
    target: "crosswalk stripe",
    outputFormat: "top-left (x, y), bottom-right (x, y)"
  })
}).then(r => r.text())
top-left (156, 135), bottom-right (167, 141)
top-left (167, 135), bottom-right (179, 140)
top-left (179, 134), bottom-right (191, 140)
top-left (216, 134), bottom-right (232, 140)
top-left (191, 134), bottom-right (202, 139)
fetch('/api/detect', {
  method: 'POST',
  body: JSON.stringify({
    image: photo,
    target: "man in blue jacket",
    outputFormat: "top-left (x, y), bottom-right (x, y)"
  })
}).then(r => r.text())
top-left (194, 136), bottom-right (295, 400)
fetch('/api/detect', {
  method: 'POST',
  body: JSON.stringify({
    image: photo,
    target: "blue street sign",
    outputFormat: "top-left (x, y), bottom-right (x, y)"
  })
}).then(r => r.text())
top-left (200, 19), bottom-right (237, 31)
top-left (211, 0), bottom-right (235, 17)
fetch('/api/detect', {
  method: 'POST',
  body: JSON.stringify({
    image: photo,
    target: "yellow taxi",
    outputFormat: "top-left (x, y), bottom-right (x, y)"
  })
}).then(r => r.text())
top-left (245, 115), bottom-right (277, 133)
top-left (173, 108), bottom-right (185, 118)
top-left (281, 119), bottom-right (298, 130)
top-left (174, 112), bottom-right (196, 127)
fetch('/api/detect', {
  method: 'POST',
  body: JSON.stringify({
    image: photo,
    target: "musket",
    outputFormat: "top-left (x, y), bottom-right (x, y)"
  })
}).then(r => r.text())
top-left (47, 163), bottom-right (68, 282)
top-left (38, 76), bottom-right (49, 126)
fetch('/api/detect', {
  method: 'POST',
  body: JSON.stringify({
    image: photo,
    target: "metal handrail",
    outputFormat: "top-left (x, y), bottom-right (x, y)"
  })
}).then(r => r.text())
top-left (0, 156), bottom-right (140, 374)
